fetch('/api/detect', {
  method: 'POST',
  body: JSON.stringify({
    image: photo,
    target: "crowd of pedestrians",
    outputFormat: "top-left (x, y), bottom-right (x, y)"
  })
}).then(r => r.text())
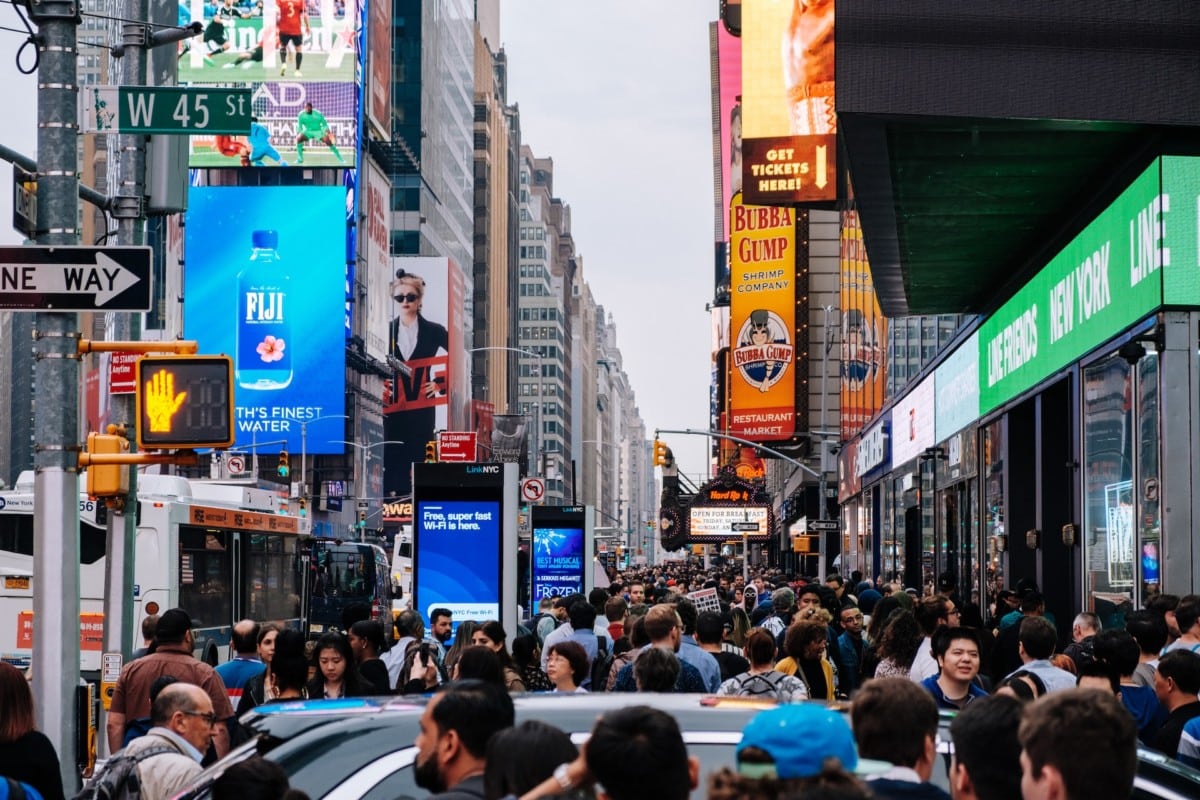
top-left (8, 564), bottom-right (1200, 800)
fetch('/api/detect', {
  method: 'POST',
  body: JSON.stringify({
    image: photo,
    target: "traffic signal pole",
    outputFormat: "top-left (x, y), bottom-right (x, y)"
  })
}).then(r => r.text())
top-left (27, 0), bottom-right (84, 788)
top-left (100, 0), bottom-right (153, 728)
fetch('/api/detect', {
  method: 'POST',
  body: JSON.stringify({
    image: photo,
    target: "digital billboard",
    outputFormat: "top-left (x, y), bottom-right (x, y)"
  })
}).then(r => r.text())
top-left (728, 192), bottom-right (798, 441)
top-left (742, 0), bottom-right (836, 205)
top-left (181, 0), bottom-right (358, 168)
top-left (363, 161), bottom-right (392, 362)
top-left (839, 210), bottom-right (887, 440)
top-left (383, 257), bottom-right (469, 499)
top-left (183, 185), bottom-right (346, 454)
top-left (415, 499), bottom-right (501, 628)
top-left (412, 462), bottom-right (518, 639)
top-left (366, 0), bottom-right (391, 138)
top-left (717, 23), bottom-right (742, 242)
top-left (530, 505), bottom-right (591, 612)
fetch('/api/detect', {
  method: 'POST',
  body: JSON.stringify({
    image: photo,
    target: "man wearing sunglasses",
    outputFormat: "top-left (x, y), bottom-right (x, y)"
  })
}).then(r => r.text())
top-left (120, 683), bottom-right (217, 800)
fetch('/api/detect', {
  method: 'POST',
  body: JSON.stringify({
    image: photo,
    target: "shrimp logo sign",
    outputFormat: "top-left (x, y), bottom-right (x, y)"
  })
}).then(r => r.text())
top-left (733, 309), bottom-right (794, 392)
top-left (728, 191), bottom-right (798, 442)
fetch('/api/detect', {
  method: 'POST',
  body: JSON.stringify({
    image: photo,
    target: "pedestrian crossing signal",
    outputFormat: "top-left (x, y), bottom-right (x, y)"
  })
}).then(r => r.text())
top-left (135, 354), bottom-right (234, 449)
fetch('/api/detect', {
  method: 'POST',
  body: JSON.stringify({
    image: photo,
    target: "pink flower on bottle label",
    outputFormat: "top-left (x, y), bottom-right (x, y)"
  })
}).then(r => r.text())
top-left (256, 335), bottom-right (286, 363)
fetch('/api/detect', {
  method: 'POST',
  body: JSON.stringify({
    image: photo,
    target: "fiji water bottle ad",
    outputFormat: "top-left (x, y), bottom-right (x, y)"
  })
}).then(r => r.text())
top-left (184, 186), bottom-right (347, 454)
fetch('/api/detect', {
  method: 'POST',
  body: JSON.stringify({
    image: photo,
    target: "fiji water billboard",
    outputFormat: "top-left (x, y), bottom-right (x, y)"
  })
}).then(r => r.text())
top-left (184, 186), bottom-right (346, 453)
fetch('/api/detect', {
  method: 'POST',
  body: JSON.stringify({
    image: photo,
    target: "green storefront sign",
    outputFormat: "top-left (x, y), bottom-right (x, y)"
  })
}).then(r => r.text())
top-left (976, 157), bottom-right (1200, 413)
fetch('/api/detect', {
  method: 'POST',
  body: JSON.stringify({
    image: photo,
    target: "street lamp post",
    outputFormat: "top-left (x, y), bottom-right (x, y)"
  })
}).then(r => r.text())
top-left (300, 414), bottom-right (349, 507)
top-left (466, 346), bottom-right (543, 475)
top-left (330, 439), bottom-right (405, 538)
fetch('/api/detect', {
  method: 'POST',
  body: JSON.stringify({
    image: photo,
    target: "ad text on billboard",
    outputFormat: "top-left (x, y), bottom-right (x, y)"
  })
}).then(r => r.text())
top-left (183, 185), bottom-right (346, 454)
top-left (729, 192), bottom-right (797, 441)
top-left (741, 0), bottom-right (836, 205)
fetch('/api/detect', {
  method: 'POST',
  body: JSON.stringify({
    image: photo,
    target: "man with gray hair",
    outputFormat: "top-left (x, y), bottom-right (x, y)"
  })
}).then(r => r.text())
top-left (1064, 612), bottom-right (1100, 671)
top-left (121, 683), bottom-right (216, 800)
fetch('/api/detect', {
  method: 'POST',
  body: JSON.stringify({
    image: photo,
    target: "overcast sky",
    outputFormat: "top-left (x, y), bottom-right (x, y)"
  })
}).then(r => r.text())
top-left (0, 0), bottom-right (717, 476)
top-left (499, 1), bottom-right (715, 476)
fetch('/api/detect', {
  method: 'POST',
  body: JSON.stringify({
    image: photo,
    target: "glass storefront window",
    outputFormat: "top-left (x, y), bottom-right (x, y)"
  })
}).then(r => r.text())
top-left (1137, 353), bottom-right (1160, 605)
top-left (1083, 354), bottom-right (1136, 621)
top-left (983, 420), bottom-right (1005, 619)
top-left (859, 489), bottom-right (874, 582)
top-left (885, 478), bottom-right (904, 584)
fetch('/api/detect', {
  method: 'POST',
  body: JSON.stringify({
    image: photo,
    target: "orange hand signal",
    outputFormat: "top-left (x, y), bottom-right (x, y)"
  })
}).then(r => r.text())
top-left (144, 369), bottom-right (187, 432)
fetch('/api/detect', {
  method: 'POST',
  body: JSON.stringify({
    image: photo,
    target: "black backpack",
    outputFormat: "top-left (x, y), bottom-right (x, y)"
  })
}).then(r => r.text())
top-left (71, 746), bottom-right (176, 800)
top-left (589, 637), bottom-right (614, 692)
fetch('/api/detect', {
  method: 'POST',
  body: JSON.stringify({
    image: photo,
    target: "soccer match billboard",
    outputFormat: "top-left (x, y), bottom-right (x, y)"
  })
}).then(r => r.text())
top-left (182, 0), bottom-right (357, 168)
top-left (742, 0), bottom-right (836, 205)
top-left (183, 185), bottom-right (347, 454)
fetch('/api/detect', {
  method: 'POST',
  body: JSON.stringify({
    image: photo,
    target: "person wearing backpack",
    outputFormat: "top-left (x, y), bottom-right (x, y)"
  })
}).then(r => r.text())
top-left (108, 683), bottom-right (217, 800)
top-left (716, 629), bottom-right (808, 703)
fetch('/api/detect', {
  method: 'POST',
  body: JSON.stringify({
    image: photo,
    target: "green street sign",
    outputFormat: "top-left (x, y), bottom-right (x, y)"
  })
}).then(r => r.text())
top-left (79, 86), bottom-right (252, 135)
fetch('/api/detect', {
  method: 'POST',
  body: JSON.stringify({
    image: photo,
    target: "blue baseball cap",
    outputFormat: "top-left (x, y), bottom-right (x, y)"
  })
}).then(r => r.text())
top-left (737, 705), bottom-right (886, 779)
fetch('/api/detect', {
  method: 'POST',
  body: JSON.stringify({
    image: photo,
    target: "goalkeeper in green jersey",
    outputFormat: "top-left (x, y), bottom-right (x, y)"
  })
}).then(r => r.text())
top-left (295, 102), bottom-right (345, 164)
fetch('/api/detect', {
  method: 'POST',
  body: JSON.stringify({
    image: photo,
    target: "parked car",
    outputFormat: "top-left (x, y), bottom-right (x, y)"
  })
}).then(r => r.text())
top-left (171, 694), bottom-right (1200, 800)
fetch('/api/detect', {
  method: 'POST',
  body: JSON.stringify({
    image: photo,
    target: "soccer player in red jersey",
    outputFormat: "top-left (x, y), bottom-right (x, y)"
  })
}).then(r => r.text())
top-left (276, 0), bottom-right (310, 77)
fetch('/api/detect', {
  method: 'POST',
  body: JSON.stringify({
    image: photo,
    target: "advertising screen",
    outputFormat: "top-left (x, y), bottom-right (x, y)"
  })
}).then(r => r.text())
top-left (366, 0), bottom-right (391, 138)
top-left (531, 525), bottom-right (584, 603)
top-left (383, 257), bottom-right (469, 499)
top-left (728, 192), bottom-right (797, 441)
top-left (181, 0), bottom-right (358, 168)
top-left (363, 161), bottom-right (392, 362)
top-left (742, 0), bottom-right (836, 205)
top-left (183, 185), bottom-right (346, 454)
top-left (415, 499), bottom-right (501, 631)
top-left (839, 210), bottom-right (887, 440)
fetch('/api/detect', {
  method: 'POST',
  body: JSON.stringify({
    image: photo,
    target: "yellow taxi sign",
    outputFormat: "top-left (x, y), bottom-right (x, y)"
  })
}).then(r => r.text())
top-left (136, 355), bottom-right (235, 449)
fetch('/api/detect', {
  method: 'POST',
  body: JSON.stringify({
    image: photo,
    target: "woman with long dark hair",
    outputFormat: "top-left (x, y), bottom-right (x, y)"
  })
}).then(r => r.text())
top-left (874, 609), bottom-right (924, 679)
top-left (266, 630), bottom-right (310, 702)
top-left (444, 620), bottom-right (479, 676)
top-left (0, 662), bottom-right (65, 800)
top-left (483, 721), bottom-right (578, 800)
top-left (236, 623), bottom-right (280, 715)
top-left (306, 632), bottom-right (365, 699)
top-left (511, 635), bottom-right (552, 692)
top-left (472, 621), bottom-right (526, 693)
top-left (349, 620), bottom-right (392, 694)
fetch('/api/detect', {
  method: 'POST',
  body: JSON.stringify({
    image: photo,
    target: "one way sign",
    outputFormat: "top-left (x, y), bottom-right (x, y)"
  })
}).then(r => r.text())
top-left (0, 246), bottom-right (152, 311)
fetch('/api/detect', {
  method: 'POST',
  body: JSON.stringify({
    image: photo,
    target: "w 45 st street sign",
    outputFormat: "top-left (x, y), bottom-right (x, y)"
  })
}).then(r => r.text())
top-left (79, 86), bottom-right (252, 135)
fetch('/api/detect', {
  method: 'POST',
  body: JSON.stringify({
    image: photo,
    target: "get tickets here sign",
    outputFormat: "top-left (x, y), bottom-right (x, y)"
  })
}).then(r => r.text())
top-left (729, 192), bottom-right (797, 441)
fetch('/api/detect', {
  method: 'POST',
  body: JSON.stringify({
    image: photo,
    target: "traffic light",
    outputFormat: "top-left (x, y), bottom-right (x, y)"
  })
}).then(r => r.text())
top-left (653, 439), bottom-right (670, 467)
top-left (298, 497), bottom-right (307, 517)
top-left (86, 432), bottom-right (129, 497)
top-left (358, 509), bottom-right (367, 528)
top-left (277, 450), bottom-right (290, 478)
top-left (424, 441), bottom-right (437, 463)
top-left (136, 355), bottom-right (234, 449)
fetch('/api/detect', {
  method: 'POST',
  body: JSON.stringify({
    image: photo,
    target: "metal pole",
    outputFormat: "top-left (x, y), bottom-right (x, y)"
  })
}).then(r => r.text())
top-left (100, 8), bottom-right (150, 759)
top-left (300, 421), bottom-right (307, 503)
top-left (29, 0), bottom-right (83, 788)
top-left (818, 305), bottom-right (832, 574)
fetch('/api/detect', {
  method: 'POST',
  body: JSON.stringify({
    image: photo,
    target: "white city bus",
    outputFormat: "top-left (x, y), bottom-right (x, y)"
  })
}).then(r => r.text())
top-left (0, 470), bottom-right (312, 674)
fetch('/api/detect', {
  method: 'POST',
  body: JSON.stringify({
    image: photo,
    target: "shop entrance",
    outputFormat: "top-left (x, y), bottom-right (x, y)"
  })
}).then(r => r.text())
top-left (1001, 377), bottom-right (1078, 639)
